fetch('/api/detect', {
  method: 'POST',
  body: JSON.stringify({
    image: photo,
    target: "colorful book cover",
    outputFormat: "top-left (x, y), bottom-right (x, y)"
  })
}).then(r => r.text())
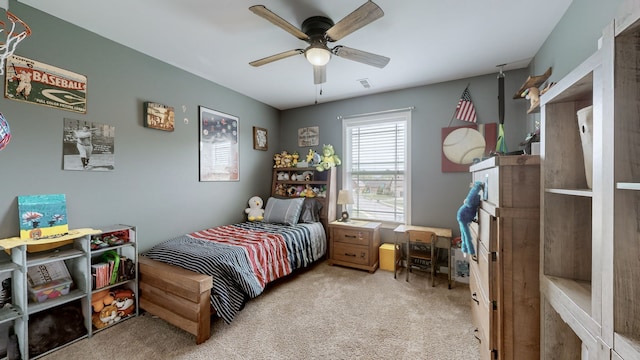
top-left (18, 194), bottom-right (69, 240)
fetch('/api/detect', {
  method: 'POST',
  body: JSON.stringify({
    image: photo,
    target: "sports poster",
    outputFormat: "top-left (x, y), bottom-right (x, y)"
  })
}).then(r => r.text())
top-left (4, 55), bottom-right (87, 113)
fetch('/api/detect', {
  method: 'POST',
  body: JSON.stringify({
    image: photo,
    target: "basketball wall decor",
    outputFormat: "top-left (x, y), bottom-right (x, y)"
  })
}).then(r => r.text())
top-left (0, 113), bottom-right (10, 151)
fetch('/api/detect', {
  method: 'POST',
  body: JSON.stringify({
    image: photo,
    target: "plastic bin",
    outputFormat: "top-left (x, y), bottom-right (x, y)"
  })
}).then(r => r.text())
top-left (379, 243), bottom-right (396, 271)
top-left (28, 278), bottom-right (73, 303)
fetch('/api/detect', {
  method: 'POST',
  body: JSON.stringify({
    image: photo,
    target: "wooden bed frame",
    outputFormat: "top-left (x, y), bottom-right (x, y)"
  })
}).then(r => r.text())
top-left (138, 255), bottom-right (214, 344)
top-left (138, 167), bottom-right (336, 344)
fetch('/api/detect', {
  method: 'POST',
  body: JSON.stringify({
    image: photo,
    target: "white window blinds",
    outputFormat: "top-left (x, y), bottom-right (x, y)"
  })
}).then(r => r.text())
top-left (342, 110), bottom-right (411, 224)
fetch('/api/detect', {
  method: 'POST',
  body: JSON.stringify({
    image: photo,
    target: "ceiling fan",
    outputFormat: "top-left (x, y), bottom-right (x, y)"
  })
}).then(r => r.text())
top-left (249, 1), bottom-right (390, 84)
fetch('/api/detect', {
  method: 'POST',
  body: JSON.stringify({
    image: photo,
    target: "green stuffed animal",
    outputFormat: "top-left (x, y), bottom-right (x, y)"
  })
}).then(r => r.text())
top-left (316, 144), bottom-right (341, 172)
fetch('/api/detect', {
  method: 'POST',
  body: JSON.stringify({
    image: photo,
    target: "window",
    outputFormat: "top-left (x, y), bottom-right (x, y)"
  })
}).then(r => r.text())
top-left (342, 110), bottom-right (410, 224)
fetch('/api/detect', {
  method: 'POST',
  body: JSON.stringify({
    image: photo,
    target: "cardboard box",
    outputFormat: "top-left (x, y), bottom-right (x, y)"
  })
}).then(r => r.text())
top-left (28, 277), bottom-right (73, 303)
top-left (379, 243), bottom-right (397, 271)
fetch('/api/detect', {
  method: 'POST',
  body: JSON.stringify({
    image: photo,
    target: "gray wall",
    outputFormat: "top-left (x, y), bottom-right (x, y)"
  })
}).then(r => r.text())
top-left (280, 71), bottom-right (530, 239)
top-left (531, 0), bottom-right (625, 81)
top-left (279, 0), bottom-right (627, 242)
top-left (0, 2), bottom-right (279, 250)
top-left (0, 0), bottom-right (625, 248)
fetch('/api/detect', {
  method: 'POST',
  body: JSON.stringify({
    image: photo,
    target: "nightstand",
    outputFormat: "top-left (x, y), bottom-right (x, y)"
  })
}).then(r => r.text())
top-left (327, 220), bottom-right (381, 273)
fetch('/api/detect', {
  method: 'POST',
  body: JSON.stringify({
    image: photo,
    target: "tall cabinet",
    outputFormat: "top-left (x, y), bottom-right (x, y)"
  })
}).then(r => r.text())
top-left (469, 155), bottom-right (540, 360)
top-left (539, 7), bottom-right (640, 359)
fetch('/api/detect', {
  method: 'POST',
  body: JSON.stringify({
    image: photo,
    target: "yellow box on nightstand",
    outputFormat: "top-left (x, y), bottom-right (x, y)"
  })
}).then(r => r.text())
top-left (379, 243), bottom-right (396, 271)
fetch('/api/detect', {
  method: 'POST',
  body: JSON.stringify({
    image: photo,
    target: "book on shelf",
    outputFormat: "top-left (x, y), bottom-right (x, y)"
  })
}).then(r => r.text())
top-left (91, 251), bottom-right (121, 289)
top-left (91, 263), bottom-right (109, 289)
top-left (27, 260), bottom-right (72, 287)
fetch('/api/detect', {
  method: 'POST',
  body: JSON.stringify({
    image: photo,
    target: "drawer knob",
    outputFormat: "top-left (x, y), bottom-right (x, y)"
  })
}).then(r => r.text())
top-left (473, 328), bottom-right (482, 343)
top-left (471, 292), bottom-right (480, 304)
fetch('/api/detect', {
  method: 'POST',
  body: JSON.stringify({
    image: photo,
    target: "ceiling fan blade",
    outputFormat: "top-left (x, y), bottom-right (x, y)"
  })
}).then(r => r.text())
top-left (249, 5), bottom-right (309, 41)
top-left (249, 49), bottom-right (304, 67)
top-left (332, 45), bottom-right (390, 68)
top-left (325, 1), bottom-right (384, 42)
top-left (313, 65), bottom-right (326, 84)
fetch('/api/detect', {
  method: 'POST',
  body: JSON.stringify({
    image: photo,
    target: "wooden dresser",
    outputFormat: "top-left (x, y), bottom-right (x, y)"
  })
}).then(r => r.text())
top-left (328, 221), bottom-right (381, 273)
top-left (468, 155), bottom-right (540, 360)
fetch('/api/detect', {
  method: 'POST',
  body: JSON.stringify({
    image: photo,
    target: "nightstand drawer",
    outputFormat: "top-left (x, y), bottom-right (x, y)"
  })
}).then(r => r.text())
top-left (332, 243), bottom-right (369, 265)
top-left (332, 228), bottom-right (371, 246)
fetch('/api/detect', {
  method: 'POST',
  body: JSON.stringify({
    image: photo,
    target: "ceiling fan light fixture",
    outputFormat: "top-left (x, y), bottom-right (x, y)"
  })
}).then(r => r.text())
top-left (305, 46), bottom-right (331, 66)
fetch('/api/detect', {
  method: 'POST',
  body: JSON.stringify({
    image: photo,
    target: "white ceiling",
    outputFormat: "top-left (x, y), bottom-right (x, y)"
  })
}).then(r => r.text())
top-left (17, 0), bottom-right (573, 110)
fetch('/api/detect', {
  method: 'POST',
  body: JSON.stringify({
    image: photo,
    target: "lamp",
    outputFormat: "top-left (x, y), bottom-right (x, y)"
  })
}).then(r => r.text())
top-left (337, 189), bottom-right (354, 222)
top-left (305, 44), bottom-right (331, 66)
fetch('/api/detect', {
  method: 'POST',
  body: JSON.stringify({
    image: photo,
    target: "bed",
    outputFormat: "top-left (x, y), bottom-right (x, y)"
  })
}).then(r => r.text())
top-left (138, 197), bottom-right (328, 344)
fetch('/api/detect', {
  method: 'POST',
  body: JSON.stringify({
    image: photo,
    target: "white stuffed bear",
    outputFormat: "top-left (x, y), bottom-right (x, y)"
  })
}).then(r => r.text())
top-left (245, 196), bottom-right (264, 222)
top-left (277, 172), bottom-right (289, 180)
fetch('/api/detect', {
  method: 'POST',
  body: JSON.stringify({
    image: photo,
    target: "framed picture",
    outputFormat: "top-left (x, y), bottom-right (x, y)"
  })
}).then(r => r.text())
top-left (5, 55), bottom-right (87, 114)
top-left (199, 106), bottom-right (239, 181)
top-left (253, 126), bottom-right (268, 151)
top-left (298, 126), bottom-right (319, 147)
top-left (18, 194), bottom-right (69, 240)
top-left (144, 102), bottom-right (175, 131)
top-left (62, 118), bottom-right (115, 171)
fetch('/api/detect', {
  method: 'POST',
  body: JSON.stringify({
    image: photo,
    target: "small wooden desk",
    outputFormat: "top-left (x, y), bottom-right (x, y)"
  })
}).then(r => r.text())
top-left (393, 225), bottom-right (453, 288)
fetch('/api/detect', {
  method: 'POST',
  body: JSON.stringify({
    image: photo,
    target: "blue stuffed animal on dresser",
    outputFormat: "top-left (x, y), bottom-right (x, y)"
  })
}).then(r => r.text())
top-left (457, 181), bottom-right (484, 255)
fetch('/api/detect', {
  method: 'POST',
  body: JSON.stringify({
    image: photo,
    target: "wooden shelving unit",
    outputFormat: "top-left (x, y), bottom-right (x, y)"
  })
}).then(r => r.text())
top-left (271, 167), bottom-right (336, 228)
top-left (0, 225), bottom-right (138, 359)
top-left (539, 5), bottom-right (640, 358)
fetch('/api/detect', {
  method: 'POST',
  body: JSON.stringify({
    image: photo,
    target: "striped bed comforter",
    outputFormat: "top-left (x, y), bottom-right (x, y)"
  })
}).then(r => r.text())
top-left (143, 221), bottom-right (326, 324)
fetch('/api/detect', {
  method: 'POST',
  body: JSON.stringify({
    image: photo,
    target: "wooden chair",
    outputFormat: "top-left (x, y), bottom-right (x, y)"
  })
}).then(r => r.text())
top-left (406, 230), bottom-right (436, 286)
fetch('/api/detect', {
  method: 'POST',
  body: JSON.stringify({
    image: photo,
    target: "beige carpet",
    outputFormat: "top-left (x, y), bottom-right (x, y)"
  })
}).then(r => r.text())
top-left (41, 261), bottom-right (479, 360)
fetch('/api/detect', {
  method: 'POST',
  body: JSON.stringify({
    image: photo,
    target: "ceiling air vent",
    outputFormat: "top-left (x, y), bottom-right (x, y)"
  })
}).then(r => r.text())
top-left (358, 78), bottom-right (371, 89)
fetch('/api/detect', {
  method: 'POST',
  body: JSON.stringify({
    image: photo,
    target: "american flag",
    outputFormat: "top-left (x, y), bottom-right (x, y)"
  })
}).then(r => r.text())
top-left (454, 87), bottom-right (477, 123)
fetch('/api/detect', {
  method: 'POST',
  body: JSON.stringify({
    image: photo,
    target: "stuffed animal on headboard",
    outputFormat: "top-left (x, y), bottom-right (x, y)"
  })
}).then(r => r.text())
top-left (245, 196), bottom-right (264, 222)
top-left (457, 181), bottom-right (484, 255)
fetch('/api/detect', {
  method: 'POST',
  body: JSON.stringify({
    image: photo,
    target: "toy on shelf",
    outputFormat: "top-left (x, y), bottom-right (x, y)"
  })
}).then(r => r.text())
top-left (316, 144), bottom-right (341, 172)
top-left (291, 170), bottom-right (313, 181)
top-left (273, 153), bottom-right (283, 168)
top-left (306, 149), bottom-right (321, 167)
top-left (91, 287), bottom-right (135, 329)
top-left (274, 150), bottom-right (294, 168)
top-left (513, 67), bottom-right (553, 113)
top-left (300, 185), bottom-right (316, 197)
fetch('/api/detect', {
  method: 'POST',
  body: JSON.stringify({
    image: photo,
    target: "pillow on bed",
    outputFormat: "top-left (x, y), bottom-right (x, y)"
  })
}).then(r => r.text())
top-left (263, 197), bottom-right (305, 225)
top-left (298, 198), bottom-right (323, 223)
